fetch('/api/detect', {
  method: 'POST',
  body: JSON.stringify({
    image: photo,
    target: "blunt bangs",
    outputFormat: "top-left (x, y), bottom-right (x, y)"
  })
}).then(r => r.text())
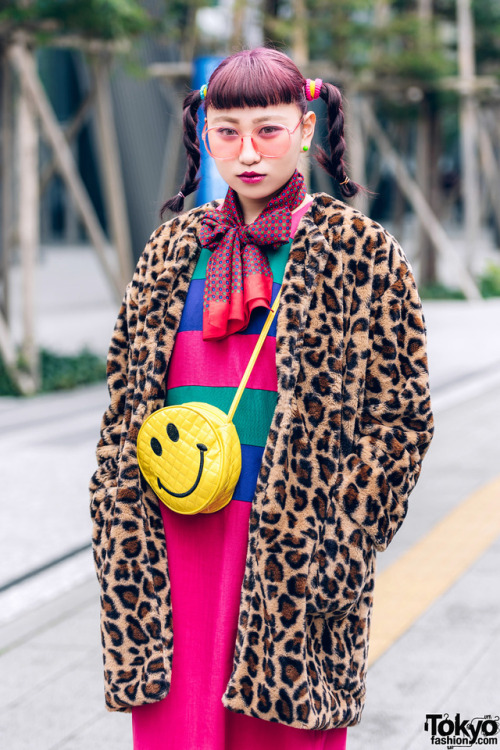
top-left (205, 49), bottom-right (307, 113)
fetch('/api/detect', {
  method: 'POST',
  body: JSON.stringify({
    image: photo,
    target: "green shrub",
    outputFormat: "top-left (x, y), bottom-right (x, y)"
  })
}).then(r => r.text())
top-left (0, 348), bottom-right (107, 397)
top-left (0, 353), bottom-right (23, 397)
top-left (419, 282), bottom-right (467, 300)
top-left (418, 265), bottom-right (500, 300)
top-left (39, 348), bottom-right (107, 392)
top-left (478, 261), bottom-right (500, 298)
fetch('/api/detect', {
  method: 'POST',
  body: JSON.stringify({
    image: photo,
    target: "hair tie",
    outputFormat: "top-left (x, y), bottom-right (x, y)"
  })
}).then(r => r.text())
top-left (177, 190), bottom-right (185, 199)
top-left (200, 84), bottom-right (208, 100)
top-left (338, 176), bottom-right (349, 186)
top-left (305, 78), bottom-right (323, 101)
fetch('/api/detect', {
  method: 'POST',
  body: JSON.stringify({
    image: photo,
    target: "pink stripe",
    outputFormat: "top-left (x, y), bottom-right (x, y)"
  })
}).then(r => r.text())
top-left (290, 199), bottom-right (312, 234)
top-left (132, 500), bottom-right (347, 749)
top-left (167, 330), bottom-right (278, 391)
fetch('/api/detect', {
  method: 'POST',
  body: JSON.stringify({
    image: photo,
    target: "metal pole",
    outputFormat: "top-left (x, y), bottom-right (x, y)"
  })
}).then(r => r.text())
top-left (92, 53), bottom-right (133, 288)
top-left (17, 45), bottom-right (40, 392)
top-left (193, 57), bottom-right (226, 206)
top-left (346, 94), bottom-right (368, 216)
top-left (1, 51), bottom-right (13, 324)
top-left (457, 0), bottom-right (480, 274)
top-left (416, 0), bottom-right (438, 284)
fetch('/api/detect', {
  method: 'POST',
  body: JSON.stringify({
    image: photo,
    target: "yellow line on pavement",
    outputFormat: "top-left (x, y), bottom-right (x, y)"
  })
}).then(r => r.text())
top-left (368, 475), bottom-right (500, 666)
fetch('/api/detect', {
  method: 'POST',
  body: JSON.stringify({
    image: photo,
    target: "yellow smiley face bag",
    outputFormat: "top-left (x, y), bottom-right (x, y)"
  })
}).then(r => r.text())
top-left (137, 289), bottom-right (281, 515)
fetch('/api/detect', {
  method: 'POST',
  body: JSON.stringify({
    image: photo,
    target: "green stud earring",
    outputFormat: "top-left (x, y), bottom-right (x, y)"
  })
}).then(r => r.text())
top-left (302, 145), bottom-right (309, 152)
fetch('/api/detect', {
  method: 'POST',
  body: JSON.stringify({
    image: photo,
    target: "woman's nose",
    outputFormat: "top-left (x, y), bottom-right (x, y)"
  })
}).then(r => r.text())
top-left (238, 135), bottom-right (261, 164)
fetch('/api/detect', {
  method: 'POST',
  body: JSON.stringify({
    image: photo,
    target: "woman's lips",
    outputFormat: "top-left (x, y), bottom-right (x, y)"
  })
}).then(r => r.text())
top-left (238, 173), bottom-right (266, 184)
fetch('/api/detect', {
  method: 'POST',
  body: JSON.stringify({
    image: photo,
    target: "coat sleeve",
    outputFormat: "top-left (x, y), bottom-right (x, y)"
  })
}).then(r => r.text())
top-left (89, 223), bottom-right (169, 579)
top-left (89, 285), bottom-right (133, 496)
top-left (88, 280), bottom-right (136, 580)
top-left (335, 267), bottom-right (434, 552)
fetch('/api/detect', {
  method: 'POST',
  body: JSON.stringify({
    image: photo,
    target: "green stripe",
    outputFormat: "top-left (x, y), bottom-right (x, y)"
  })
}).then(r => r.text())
top-left (269, 240), bottom-right (291, 278)
top-left (192, 240), bottom-right (292, 281)
top-left (165, 385), bottom-right (278, 447)
top-left (192, 248), bottom-right (210, 279)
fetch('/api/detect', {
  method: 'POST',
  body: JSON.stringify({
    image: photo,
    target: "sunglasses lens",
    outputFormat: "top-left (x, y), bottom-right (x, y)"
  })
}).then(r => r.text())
top-left (204, 124), bottom-right (291, 159)
top-left (254, 125), bottom-right (290, 157)
top-left (205, 130), bottom-right (239, 159)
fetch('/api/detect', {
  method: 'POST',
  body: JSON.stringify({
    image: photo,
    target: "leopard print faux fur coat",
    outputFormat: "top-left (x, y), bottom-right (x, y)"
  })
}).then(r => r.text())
top-left (89, 192), bottom-right (434, 730)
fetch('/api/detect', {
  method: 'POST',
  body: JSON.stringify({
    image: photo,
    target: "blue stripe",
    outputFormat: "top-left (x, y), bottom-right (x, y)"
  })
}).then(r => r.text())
top-left (178, 279), bottom-right (282, 335)
top-left (232, 443), bottom-right (265, 503)
top-left (178, 279), bottom-right (205, 332)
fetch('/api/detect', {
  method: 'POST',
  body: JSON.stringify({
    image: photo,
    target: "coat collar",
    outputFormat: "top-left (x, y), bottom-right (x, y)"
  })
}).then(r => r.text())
top-left (136, 193), bottom-right (338, 419)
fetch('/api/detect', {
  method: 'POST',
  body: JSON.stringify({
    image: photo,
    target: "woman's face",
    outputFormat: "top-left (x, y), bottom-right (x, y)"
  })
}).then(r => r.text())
top-left (204, 102), bottom-right (316, 221)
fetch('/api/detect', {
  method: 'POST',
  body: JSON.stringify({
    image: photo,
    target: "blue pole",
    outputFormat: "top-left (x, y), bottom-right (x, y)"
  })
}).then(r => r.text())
top-left (193, 57), bottom-right (227, 206)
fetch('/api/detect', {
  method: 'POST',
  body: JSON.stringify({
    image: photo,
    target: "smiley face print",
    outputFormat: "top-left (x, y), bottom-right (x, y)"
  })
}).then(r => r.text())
top-left (150, 420), bottom-right (208, 497)
top-left (136, 403), bottom-right (241, 515)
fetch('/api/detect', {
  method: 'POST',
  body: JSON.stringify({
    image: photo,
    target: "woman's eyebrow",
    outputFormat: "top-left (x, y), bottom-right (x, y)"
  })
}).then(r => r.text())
top-left (210, 114), bottom-right (287, 124)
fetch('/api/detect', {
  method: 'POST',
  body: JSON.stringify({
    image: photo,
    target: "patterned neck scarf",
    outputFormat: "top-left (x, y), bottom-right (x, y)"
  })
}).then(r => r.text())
top-left (199, 169), bottom-right (307, 340)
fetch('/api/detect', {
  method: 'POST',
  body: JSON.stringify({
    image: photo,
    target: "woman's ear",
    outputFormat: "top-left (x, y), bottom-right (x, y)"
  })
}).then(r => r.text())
top-left (301, 111), bottom-right (316, 148)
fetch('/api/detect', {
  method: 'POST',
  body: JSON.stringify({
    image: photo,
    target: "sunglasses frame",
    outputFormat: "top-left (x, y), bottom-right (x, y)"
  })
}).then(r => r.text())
top-left (201, 116), bottom-right (304, 160)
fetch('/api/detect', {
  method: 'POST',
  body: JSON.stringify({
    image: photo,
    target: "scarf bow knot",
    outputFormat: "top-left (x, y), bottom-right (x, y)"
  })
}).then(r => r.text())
top-left (199, 170), bottom-right (306, 340)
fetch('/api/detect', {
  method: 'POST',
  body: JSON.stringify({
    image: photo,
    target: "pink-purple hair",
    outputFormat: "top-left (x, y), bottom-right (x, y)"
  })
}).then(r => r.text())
top-left (162, 48), bottom-right (360, 215)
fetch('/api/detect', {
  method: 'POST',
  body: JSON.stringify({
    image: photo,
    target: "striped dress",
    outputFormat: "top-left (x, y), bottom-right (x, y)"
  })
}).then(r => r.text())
top-left (131, 202), bottom-right (347, 750)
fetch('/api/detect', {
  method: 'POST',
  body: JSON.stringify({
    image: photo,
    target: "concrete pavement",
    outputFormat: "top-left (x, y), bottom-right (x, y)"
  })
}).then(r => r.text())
top-left (1, 377), bottom-right (499, 750)
top-left (1, 246), bottom-right (500, 749)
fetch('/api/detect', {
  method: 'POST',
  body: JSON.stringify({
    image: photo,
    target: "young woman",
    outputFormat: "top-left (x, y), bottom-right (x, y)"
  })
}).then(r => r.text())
top-left (90, 47), bottom-right (434, 750)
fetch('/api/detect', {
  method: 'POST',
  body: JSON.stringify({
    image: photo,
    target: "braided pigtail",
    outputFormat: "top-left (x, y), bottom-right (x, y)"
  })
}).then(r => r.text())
top-left (161, 90), bottom-right (204, 216)
top-left (315, 81), bottom-right (360, 199)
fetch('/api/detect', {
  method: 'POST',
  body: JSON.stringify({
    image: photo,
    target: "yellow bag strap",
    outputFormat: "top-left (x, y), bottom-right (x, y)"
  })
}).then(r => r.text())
top-left (226, 287), bottom-right (282, 424)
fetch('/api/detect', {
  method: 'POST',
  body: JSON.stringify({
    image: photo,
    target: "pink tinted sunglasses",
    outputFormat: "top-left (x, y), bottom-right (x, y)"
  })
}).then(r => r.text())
top-left (202, 117), bottom-right (304, 160)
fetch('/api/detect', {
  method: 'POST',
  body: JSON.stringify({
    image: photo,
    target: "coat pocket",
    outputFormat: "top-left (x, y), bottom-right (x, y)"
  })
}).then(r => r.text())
top-left (306, 495), bottom-right (374, 619)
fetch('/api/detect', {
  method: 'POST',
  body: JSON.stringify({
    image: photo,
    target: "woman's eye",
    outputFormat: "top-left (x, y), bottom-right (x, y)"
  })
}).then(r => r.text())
top-left (217, 127), bottom-right (238, 137)
top-left (259, 125), bottom-right (282, 137)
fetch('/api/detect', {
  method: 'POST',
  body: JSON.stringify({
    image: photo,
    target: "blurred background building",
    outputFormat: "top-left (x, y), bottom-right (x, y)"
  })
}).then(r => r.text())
top-left (1, 0), bottom-right (500, 394)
